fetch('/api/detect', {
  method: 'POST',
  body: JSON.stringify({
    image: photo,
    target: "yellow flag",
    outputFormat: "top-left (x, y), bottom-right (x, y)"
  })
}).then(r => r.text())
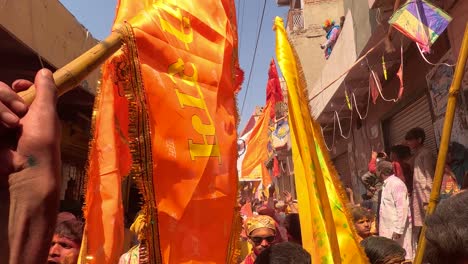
top-left (273, 17), bottom-right (368, 264)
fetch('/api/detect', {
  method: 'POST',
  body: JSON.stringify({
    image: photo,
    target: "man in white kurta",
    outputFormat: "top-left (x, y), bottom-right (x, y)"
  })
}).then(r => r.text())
top-left (410, 146), bottom-right (435, 227)
top-left (405, 127), bottom-right (435, 229)
top-left (377, 161), bottom-right (414, 260)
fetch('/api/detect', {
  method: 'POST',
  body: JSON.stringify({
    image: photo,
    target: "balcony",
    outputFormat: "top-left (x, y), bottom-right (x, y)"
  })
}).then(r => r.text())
top-left (287, 9), bottom-right (304, 32)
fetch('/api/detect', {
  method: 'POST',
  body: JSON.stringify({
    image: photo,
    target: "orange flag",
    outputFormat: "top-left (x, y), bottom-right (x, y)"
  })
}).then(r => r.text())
top-left (80, 58), bottom-right (131, 263)
top-left (240, 103), bottom-right (273, 187)
top-left (81, 1), bottom-right (241, 263)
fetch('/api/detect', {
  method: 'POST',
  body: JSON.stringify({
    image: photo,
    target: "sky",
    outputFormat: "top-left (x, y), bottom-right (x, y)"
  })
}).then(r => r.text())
top-left (59, 0), bottom-right (288, 131)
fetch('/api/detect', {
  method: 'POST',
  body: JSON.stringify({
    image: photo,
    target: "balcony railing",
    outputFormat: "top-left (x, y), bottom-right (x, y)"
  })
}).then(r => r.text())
top-left (287, 8), bottom-right (304, 32)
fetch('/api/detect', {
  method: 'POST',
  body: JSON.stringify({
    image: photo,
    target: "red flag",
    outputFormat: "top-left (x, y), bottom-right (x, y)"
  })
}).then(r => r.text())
top-left (397, 64), bottom-right (404, 99)
top-left (266, 59), bottom-right (284, 118)
top-left (370, 71), bottom-right (379, 104)
top-left (272, 156), bottom-right (281, 178)
top-left (397, 46), bottom-right (404, 99)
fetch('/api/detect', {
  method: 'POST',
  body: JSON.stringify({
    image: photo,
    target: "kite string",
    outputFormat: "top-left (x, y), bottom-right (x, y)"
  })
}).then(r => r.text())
top-left (369, 66), bottom-right (399, 103)
top-left (416, 43), bottom-right (456, 67)
top-left (344, 80), bottom-right (371, 120)
top-left (321, 115), bottom-right (336, 151)
top-left (352, 86), bottom-right (371, 120)
top-left (412, 0), bottom-right (455, 67)
top-left (335, 109), bottom-right (352, 139)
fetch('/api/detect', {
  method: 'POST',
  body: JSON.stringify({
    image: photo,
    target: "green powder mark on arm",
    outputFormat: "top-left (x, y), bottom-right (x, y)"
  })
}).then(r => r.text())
top-left (27, 155), bottom-right (37, 167)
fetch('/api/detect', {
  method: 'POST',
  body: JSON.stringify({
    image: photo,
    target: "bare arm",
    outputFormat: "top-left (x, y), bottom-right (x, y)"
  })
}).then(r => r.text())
top-left (346, 187), bottom-right (355, 205)
top-left (368, 151), bottom-right (378, 174)
top-left (283, 191), bottom-right (298, 213)
top-left (0, 69), bottom-right (61, 264)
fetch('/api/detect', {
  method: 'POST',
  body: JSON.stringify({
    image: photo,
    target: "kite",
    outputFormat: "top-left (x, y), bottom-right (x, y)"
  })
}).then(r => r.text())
top-left (389, 0), bottom-right (452, 52)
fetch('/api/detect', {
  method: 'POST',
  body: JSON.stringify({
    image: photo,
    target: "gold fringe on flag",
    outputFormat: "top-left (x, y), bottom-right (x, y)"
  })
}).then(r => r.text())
top-left (114, 23), bottom-right (163, 263)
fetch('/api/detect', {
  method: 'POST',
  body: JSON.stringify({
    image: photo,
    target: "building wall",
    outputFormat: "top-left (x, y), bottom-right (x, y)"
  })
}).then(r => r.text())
top-left (296, 0), bottom-right (464, 199)
top-left (328, 35), bottom-right (451, 201)
top-left (342, 0), bottom-right (374, 55)
top-left (444, 0), bottom-right (468, 91)
top-left (309, 10), bottom-right (357, 117)
top-left (290, 0), bottom-right (344, 94)
top-left (0, 0), bottom-right (100, 94)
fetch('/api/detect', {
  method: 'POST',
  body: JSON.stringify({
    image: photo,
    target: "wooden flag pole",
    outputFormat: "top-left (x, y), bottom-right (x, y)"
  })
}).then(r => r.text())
top-left (18, 31), bottom-right (123, 105)
top-left (413, 23), bottom-right (468, 264)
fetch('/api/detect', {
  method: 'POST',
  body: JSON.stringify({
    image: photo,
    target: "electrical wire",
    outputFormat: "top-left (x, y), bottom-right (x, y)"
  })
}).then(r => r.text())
top-left (321, 117), bottom-right (336, 151)
top-left (236, 0), bottom-right (240, 24)
top-left (240, 0), bottom-right (267, 116)
top-left (239, 0), bottom-right (246, 50)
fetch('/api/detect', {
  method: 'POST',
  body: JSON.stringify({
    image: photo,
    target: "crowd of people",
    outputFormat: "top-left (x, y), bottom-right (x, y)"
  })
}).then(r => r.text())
top-left (359, 128), bottom-right (467, 260)
top-left (237, 184), bottom-right (468, 264)
top-left (0, 70), bottom-right (467, 264)
top-left (238, 126), bottom-right (468, 264)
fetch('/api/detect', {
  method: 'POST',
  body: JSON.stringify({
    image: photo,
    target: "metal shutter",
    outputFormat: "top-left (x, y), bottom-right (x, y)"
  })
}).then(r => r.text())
top-left (386, 96), bottom-right (437, 155)
top-left (332, 153), bottom-right (352, 188)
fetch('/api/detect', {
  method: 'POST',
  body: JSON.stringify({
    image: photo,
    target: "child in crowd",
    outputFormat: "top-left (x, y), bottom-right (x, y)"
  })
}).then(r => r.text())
top-left (350, 206), bottom-right (375, 242)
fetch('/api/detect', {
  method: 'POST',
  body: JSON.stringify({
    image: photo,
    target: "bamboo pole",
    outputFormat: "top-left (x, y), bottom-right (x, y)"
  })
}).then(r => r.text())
top-left (18, 31), bottom-right (123, 105)
top-left (413, 23), bottom-right (468, 264)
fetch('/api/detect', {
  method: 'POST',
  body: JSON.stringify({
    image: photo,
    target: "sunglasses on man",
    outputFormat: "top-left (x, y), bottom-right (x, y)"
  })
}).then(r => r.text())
top-left (249, 235), bottom-right (276, 245)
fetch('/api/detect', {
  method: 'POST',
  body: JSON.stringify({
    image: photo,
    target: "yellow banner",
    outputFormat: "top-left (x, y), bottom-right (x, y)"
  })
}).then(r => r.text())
top-left (273, 17), bottom-right (368, 264)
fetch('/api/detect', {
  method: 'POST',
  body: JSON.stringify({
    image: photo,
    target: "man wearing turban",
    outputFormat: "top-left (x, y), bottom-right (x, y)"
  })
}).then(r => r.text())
top-left (241, 215), bottom-right (278, 264)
